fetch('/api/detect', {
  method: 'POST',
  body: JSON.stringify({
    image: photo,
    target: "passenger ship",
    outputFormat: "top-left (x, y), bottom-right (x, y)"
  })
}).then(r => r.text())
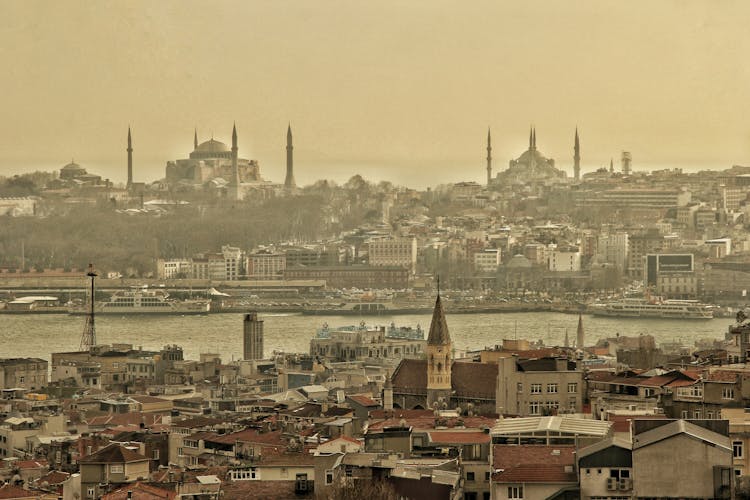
top-left (589, 298), bottom-right (713, 320)
top-left (70, 287), bottom-right (210, 315)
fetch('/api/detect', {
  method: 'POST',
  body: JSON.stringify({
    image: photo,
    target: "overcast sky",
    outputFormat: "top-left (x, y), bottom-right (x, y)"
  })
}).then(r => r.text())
top-left (1, 0), bottom-right (749, 188)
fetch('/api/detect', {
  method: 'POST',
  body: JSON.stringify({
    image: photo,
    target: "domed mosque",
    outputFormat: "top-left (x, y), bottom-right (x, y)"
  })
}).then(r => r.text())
top-left (165, 126), bottom-right (262, 197)
top-left (492, 127), bottom-right (567, 185)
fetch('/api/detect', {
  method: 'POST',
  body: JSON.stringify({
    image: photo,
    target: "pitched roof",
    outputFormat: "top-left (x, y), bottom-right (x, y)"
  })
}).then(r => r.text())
top-left (492, 444), bottom-right (576, 483)
top-left (427, 431), bottom-right (491, 444)
top-left (102, 482), bottom-right (176, 500)
top-left (392, 359), bottom-right (498, 400)
top-left (0, 484), bottom-right (37, 499)
top-left (221, 480), bottom-right (313, 499)
top-left (427, 294), bottom-right (450, 345)
top-left (491, 416), bottom-right (613, 437)
top-left (347, 394), bottom-right (379, 407)
top-left (632, 419), bottom-right (731, 451)
top-left (78, 443), bottom-right (149, 464)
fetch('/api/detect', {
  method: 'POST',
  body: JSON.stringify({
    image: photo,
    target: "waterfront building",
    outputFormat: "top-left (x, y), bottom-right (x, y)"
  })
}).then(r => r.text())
top-left (368, 237), bottom-right (418, 274)
top-left (0, 197), bottom-right (38, 217)
top-left (156, 259), bottom-right (192, 279)
top-left (247, 249), bottom-right (286, 280)
top-left (473, 248), bottom-right (501, 273)
top-left (548, 245), bottom-right (581, 272)
top-left (284, 265), bottom-right (409, 289)
top-left (243, 312), bottom-right (264, 361)
top-left (309, 323), bottom-right (425, 367)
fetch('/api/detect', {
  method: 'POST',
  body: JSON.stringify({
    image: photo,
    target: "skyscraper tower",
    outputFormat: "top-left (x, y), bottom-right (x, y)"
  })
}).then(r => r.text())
top-left (621, 151), bottom-right (632, 176)
top-left (285, 123), bottom-right (296, 189)
top-left (243, 312), bottom-right (264, 360)
top-left (426, 285), bottom-right (452, 409)
top-left (486, 128), bottom-right (492, 185)
top-left (573, 127), bottom-right (581, 181)
top-left (80, 263), bottom-right (97, 351)
top-left (229, 123), bottom-right (242, 200)
top-left (126, 127), bottom-right (133, 189)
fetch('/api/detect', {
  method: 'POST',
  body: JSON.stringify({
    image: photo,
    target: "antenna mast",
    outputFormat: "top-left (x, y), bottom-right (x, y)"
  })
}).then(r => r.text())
top-left (80, 263), bottom-right (97, 351)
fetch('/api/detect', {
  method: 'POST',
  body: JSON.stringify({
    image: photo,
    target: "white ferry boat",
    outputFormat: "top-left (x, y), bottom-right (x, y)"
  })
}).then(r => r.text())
top-left (70, 287), bottom-right (210, 315)
top-left (589, 298), bottom-right (713, 320)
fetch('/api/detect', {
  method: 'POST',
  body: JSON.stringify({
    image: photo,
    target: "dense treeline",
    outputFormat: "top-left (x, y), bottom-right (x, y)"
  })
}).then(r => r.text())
top-left (0, 194), bottom-right (333, 276)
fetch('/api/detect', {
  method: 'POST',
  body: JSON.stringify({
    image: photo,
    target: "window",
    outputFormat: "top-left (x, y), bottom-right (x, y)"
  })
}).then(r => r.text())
top-left (530, 384), bottom-right (542, 394)
top-left (466, 471), bottom-right (475, 481)
top-left (707, 411), bottom-right (714, 419)
top-left (517, 382), bottom-right (523, 393)
top-left (87, 487), bottom-right (95, 498)
top-left (694, 410), bottom-right (701, 419)
top-left (734, 441), bottom-right (744, 459)
top-left (507, 486), bottom-right (523, 499)
top-left (567, 383), bottom-right (577, 393)
top-left (485, 471), bottom-right (490, 481)
top-left (568, 398), bottom-right (577, 410)
top-left (529, 402), bottom-right (541, 415)
top-left (547, 383), bottom-right (558, 394)
top-left (153, 450), bottom-right (160, 460)
top-left (325, 470), bottom-right (334, 485)
top-left (110, 464), bottom-right (124, 474)
top-left (681, 410), bottom-right (688, 419)
top-left (723, 387), bottom-right (735, 399)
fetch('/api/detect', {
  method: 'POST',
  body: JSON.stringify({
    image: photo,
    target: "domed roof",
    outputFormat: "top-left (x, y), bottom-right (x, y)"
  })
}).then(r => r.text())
top-left (516, 148), bottom-right (549, 165)
top-left (195, 139), bottom-right (229, 153)
top-left (62, 161), bottom-right (82, 170)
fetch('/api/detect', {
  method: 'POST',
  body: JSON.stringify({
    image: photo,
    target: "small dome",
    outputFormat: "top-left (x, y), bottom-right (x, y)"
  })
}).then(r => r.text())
top-left (195, 139), bottom-right (229, 153)
top-left (62, 161), bottom-right (82, 170)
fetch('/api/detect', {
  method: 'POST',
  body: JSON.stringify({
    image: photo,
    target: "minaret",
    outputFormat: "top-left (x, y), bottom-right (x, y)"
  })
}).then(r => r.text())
top-left (426, 283), bottom-right (452, 409)
top-left (576, 314), bottom-right (585, 349)
top-left (532, 128), bottom-right (536, 150)
top-left (573, 127), bottom-right (581, 181)
top-left (609, 158), bottom-right (614, 174)
top-left (383, 376), bottom-right (394, 411)
top-left (194, 129), bottom-right (198, 150)
top-left (486, 127), bottom-right (492, 185)
top-left (529, 127), bottom-right (533, 150)
top-left (230, 123), bottom-right (242, 200)
top-left (285, 123), bottom-right (296, 189)
top-left (126, 127), bottom-right (133, 189)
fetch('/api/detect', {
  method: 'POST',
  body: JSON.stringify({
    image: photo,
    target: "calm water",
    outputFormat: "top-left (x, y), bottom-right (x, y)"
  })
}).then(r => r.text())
top-left (0, 311), bottom-right (735, 363)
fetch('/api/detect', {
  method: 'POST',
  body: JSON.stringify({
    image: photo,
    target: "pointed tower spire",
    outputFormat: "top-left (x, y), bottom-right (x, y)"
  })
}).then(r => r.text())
top-left (576, 313), bottom-right (585, 349)
top-left (126, 126), bottom-right (133, 189)
top-left (532, 128), bottom-right (536, 149)
top-left (426, 286), bottom-right (452, 409)
top-left (529, 126), bottom-right (533, 149)
top-left (609, 157), bottom-right (614, 174)
top-left (194, 128), bottom-right (198, 150)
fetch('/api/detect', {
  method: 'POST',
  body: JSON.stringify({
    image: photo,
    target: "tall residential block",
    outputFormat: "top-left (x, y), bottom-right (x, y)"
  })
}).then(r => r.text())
top-left (243, 312), bottom-right (264, 360)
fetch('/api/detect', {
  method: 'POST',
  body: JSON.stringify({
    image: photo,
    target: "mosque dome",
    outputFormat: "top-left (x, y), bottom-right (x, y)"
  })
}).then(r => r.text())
top-left (62, 161), bottom-right (82, 170)
top-left (195, 139), bottom-right (229, 153)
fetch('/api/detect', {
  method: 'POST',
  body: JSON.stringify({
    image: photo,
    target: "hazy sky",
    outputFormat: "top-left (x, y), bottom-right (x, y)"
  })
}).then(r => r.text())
top-left (1, 0), bottom-right (749, 188)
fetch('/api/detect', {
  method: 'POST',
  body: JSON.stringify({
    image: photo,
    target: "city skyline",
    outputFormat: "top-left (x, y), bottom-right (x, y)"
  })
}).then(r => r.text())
top-left (2, 1), bottom-right (750, 189)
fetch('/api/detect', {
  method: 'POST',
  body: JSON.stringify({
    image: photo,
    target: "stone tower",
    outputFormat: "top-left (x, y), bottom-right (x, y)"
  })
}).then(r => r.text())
top-left (426, 291), bottom-right (452, 409)
top-left (486, 127), bottom-right (492, 185)
top-left (573, 127), bottom-right (581, 181)
top-left (243, 312), bottom-right (264, 360)
top-left (576, 314), bottom-right (585, 349)
top-left (285, 123), bottom-right (296, 189)
top-left (126, 127), bottom-right (133, 189)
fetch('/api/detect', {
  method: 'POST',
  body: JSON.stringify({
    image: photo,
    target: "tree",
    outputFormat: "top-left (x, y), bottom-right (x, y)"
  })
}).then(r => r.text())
top-left (319, 477), bottom-right (398, 500)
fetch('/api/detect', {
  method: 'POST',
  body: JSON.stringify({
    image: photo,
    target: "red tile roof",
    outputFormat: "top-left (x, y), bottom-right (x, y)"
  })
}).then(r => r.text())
top-left (391, 359), bottom-right (498, 400)
top-left (0, 484), bottom-right (37, 499)
top-left (492, 444), bottom-right (576, 471)
top-left (347, 394), bottom-right (379, 407)
top-left (493, 463), bottom-right (577, 483)
top-left (37, 470), bottom-right (70, 485)
top-left (79, 444), bottom-right (148, 464)
top-left (222, 480), bottom-right (313, 499)
top-left (102, 482), bottom-right (176, 500)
